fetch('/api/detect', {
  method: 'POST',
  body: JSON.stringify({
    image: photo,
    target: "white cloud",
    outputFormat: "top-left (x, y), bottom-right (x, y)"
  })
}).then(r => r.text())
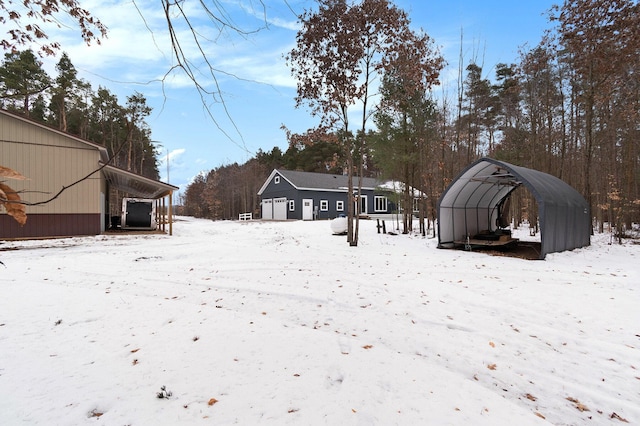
top-left (168, 148), bottom-right (186, 162)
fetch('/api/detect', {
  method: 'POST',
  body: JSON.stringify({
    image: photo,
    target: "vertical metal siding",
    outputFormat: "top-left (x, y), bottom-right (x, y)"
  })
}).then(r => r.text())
top-left (1, 113), bottom-right (103, 238)
top-left (1, 118), bottom-right (101, 215)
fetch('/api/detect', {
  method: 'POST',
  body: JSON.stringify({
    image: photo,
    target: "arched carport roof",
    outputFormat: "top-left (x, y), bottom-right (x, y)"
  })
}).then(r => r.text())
top-left (437, 157), bottom-right (590, 259)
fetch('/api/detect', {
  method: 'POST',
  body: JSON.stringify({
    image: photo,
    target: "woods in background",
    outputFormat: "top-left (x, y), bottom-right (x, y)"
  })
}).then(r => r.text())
top-left (0, 51), bottom-right (159, 181)
top-left (184, 0), bottom-right (639, 234)
top-left (2, 1), bottom-right (638, 234)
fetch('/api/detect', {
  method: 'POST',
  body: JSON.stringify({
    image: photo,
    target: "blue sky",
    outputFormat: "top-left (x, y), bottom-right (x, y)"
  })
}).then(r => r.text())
top-left (36, 0), bottom-right (557, 195)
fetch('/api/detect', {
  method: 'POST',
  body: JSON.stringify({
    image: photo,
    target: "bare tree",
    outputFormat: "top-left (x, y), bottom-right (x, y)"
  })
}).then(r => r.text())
top-left (287, 0), bottom-right (442, 246)
top-left (553, 0), bottom-right (640, 230)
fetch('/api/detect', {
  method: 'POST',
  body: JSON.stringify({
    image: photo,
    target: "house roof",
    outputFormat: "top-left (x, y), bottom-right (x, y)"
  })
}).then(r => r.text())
top-left (258, 169), bottom-right (383, 195)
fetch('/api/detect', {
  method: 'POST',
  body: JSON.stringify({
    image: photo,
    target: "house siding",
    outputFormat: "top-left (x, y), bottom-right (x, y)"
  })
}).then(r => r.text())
top-left (260, 176), bottom-right (298, 219)
top-left (259, 170), bottom-right (394, 220)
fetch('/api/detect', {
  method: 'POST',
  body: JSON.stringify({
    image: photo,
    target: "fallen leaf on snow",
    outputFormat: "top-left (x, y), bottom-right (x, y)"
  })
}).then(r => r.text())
top-left (362, 345), bottom-right (373, 349)
top-left (487, 363), bottom-right (497, 370)
top-left (89, 409), bottom-right (103, 418)
top-left (489, 341), bottom-right (495, 348)
top-left (566, 397), bottom-right (590, 412)
top-left (208, 398), bottom-right (218, 406)
top-left (525, 393), bottom-right (537, 401)
top-left (535, 412), bottom-right (546, 419)
top-left (611, 412), bottom-right (629, 422)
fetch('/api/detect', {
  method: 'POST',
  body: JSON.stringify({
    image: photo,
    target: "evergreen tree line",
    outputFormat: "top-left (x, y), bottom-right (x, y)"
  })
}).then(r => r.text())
top-left (183, 0), bottom-right (639, 235)
top-left (0, 50), bottom-right (159, 180)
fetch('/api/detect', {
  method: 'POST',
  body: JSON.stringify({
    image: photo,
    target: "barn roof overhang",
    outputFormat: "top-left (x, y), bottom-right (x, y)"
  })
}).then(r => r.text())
top-left (437, 157), bottom-right (590, 259)
top-left (101, 163), bottom-right (178, 199)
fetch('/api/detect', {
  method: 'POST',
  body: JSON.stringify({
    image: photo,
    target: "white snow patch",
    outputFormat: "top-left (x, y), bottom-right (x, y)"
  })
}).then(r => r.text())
top-left (0, 217), bottom-right (638, 425)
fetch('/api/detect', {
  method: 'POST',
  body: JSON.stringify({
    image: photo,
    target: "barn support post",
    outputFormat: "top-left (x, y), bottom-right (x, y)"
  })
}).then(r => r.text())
top-left (161, 197), bottom-right (166, 232)
top-left (156, 199), bottom-right (162, 232)
top-left (168, 191), bottom-right (173, 236)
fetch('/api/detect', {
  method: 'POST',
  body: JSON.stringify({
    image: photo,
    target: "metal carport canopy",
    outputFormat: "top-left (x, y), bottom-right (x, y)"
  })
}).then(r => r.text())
top-left (101, 164), bottom-right (178, 199)
top-left (437, 157), bottom-right (590, 259)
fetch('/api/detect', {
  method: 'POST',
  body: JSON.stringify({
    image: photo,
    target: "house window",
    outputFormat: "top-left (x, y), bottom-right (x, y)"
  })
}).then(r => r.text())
top-left (374, 196), bottom-right (388, 212)
top-left (289, 200), bottom-right (295, 211)
top-left (274, 176), bottom-right (280, 184)
top-left (336, 200), bottom-right (344, 212)
top-left (320, 200), bottom-right (329, 211)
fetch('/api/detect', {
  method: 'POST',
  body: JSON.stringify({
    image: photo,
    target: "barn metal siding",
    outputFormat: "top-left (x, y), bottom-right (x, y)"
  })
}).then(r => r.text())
top-left (0, 214), bottom-right (101, 239)
top-left (1, 112), bottom-right (103, 238)
top-left (2, 110), bottom-right (177, 239)
top-left (1, 115), bottom-right (102, 215)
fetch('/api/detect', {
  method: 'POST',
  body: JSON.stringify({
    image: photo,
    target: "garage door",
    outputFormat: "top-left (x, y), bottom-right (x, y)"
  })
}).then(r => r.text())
top-left (262, 199), bottom-right (273, 220)
top-left (273, 197), bottom-right (287, 220)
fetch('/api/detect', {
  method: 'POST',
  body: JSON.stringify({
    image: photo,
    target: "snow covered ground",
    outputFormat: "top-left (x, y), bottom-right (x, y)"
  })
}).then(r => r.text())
top-left (0, 217), bottom-right (638, 425)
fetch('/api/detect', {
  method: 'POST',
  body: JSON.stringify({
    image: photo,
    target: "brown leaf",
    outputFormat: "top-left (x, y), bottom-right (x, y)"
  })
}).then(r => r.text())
top-left (0, 182), bottom-right (27, 226)
top-left (576, 403), bottom-right (590, 412)
top-left (489, 341), bottom-right (495, 348)
top-left (208, 398), bottom-right (218, 406)
top-left (89, 409), bottom-right (103, 418)
top-left (566, 397), bottom-right (590, 412)
top-left (487, 363), bottom-right (497, 370)
top-left (0, 165), bottom-right (28, 180)
top-left (525, 393), bottom-right (537, 401)
top-left (362, 345), bottom-right (373, 349)
top-left (534, 412), bottom-right (546, 419)
top-left (611, 412), bottom-right (629, 423)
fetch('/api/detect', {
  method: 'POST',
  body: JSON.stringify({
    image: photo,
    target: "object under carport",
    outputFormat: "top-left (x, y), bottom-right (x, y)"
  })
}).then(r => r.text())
top-left (121, 198), bottom-right (156, 230)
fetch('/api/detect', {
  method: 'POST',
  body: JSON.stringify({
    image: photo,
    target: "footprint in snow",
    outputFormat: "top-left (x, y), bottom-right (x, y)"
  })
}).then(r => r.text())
top-left (325, 366), bottom-right (345, 389)
top-left (338, 336), bottom-right (351, 354)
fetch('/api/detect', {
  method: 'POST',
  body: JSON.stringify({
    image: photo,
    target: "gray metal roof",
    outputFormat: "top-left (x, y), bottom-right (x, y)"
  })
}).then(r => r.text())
top-left (102, 163), bottom-right (178, 199)
top-left (437, 157), bottom-right (590, 259)
top-left (275, 169), bottom-right (381, 191)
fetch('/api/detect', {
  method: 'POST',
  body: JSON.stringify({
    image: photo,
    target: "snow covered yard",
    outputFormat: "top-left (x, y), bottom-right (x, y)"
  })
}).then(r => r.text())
top-left (0, 217), bottom-right (638, 425)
